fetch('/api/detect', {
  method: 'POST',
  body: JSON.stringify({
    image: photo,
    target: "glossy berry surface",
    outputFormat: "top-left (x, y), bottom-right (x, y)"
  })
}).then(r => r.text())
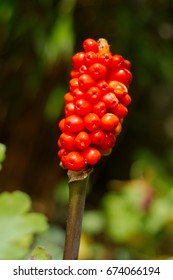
top-left (72, 52), bottom-right (85, 69)
top-left (65, 102), bottom-right (76, 116)
top-left (59, 132), bottom-right (76, 151)
top-left (75, 131), bottom-right (91, 150)
top-left (100, 132), bottom-right (116, 150)
top-left (81, 147), bottom-right (101, 165)
top-left (63, 151), bottom-right (85, 171)
top-left (101, 92), bottom-right (118, 108)
top-left (88, 63), bottom-right (107, 80)
top-left (92, 101), bottom-right (106, 118)
top-left (84, 113), bottom-right (101, 132)
top-left (83, 38), bottom-right (99, 53)
top-left (101, 113), bottom-right (119, 131)
top-left (86, 87), bottom-right (101, 104)
top-left (57, 38), bottom-right (132, 171)
top-left (78, 74), bottom-right (95, 91)
top-left (65, 115), bottom-right (84, 133)
top-left (75, 99), bottom-right (92, 116)
top-left (90, 129), bottom-right (105, 146)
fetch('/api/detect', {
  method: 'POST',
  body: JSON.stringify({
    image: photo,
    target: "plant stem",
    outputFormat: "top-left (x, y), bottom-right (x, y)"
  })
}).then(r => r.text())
top-left (63, 167), bottom-right (93, 260)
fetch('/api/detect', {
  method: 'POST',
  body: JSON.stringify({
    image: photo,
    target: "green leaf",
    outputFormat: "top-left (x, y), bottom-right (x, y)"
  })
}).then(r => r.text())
top-left (29, 225), bottom-right (65, 260)
top-left (145, 196), bottom-right (173, 234)
top-left (44, 15), bottom-right (74, 64)
top-left (0, 191), bottom-right (48, 259)
top-left (103, 193), bottom-right (143, 243)
top-left (0, 191), bottom-right (31, 215)
top-left (30, 246), bottom-right (52, 260)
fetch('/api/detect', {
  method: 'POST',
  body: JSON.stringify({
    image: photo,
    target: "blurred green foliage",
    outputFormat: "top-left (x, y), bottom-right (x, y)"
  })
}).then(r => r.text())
top-left (79, 149), bottom-right (173, 259)
top-left (0, 191), bottom-right (48, 260)
top-left (30, 246), bottom-right (52, 260)
top-left (0, 0), bottom-right (173, 259)
top-left (30, 225), bottom-right (65, 260)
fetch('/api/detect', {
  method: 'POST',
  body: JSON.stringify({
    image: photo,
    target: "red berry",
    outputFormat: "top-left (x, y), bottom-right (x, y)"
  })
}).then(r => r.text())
top-left (59, 132), bottom-right (76, 150)
top-left (59, 118), bottom-right (66, 132)
top-left (109, 68), bottom-right (133, 87)
top-left (84, 113), bottom-right (101, 131)
top-left (100, 132), bottom-right (116, 150)
top-left (110, 103), bottom-right (128, 119)
top-left (108, 81), bottom-right (128, 100)
top-left (92, 101), bottom-right (106, 118)
top-left (101, 113), bottom-right (119, 131)
top-left (72, 52), bottom-right (85, 69)
top-left (114, 122), bottom-right (122, 136)
top-left (98, 52), bottom-right (112, 66)
top-left (123, 59), bottom-right (131, 70)
top-left (58, 148), bottom-right (68, 159)
top-left (72, 88), bottom-right (85, 101)
top-left (75, 99), bottom-right (92, 116)
top-left (65, 102), bottom-right (76, 116)
top-left (69, 78), bottom-right (79, 91)
top-left (75, 131), bottom-right (91, 149)
top-left (64, 92), bottom-right (74, 104)
top-left (70, 70), bottom-right (80, 78)
top-left (109, 54), bottom-right (124, 70)
top-left (65, 115), bottom-right (84, 132)
top-left (64, 151), bottom-right (85, 171)
top-left (121, 94), bottom-right (131, 106)
top-left (83, 38), bottom-right (99, 53)
top-left (88, 63), bottom-right (107, 80)
top-left (78, 74), bottom-right (95, 91)
top-left (97, 80), bottom-right (109, 94)
top-left (90, 129), bottom-right (105, 146)
top-left (86, 86), bottom-right (101, 104)
top-left (81, 147), bottom-right (101, 165)
top-left (84, 51), bottom-right (98, 67)
top-left (101, 92), bottom-right (119, 108)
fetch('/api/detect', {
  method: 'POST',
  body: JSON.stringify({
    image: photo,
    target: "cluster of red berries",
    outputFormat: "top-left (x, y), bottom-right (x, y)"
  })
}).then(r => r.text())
top-left (58, 38), bottom-right (132, 171)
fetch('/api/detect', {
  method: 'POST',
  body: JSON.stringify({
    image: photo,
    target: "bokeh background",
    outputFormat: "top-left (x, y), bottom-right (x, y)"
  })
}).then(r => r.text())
top-left (1, 0), bottom-right (173, 259)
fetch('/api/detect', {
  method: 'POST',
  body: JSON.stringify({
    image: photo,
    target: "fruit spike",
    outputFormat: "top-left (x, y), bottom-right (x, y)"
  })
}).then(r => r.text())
top-left (58, 38), bottom-right (133, 171)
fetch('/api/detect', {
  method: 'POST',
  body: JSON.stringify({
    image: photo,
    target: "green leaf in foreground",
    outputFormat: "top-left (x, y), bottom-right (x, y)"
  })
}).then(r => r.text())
top-left (31, 225), bottom-right (65, 260)
top-left (30, 246), bottom-right (52, 260)
top-left (0, 191), bottom-right (48, 260)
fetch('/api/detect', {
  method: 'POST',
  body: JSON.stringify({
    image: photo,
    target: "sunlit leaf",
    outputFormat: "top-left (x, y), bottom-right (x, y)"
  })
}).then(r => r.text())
top-left (44, 15), bottom-right (74, 64)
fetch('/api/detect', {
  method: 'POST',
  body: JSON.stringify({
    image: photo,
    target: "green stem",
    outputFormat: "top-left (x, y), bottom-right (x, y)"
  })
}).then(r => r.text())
top-left (63, 167), bottom-right (93, 260)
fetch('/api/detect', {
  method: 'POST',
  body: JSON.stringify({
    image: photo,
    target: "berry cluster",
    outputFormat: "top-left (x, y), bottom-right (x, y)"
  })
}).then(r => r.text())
top-left (58, 38), bottom-right (132, 171)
